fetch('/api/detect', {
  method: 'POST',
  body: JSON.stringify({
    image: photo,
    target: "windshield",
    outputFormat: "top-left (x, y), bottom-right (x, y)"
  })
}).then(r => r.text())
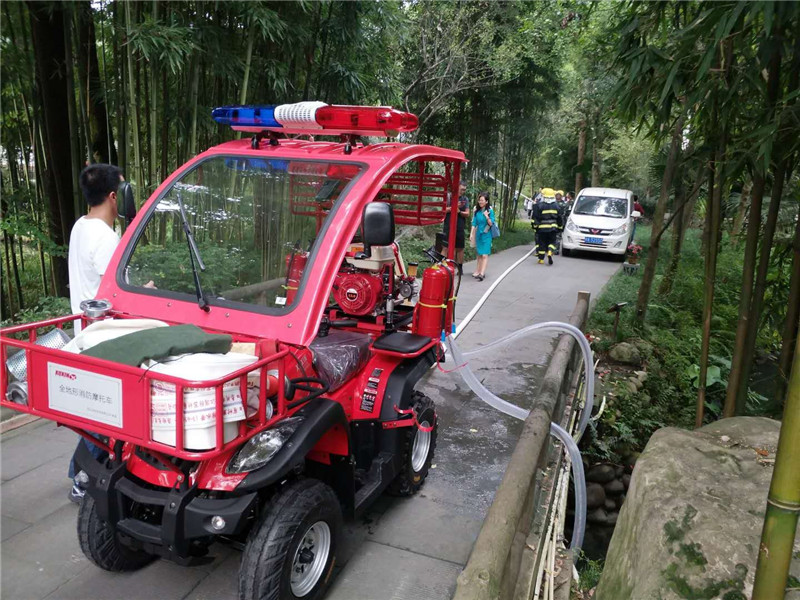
top-left (124, 156), bottom-right (362, 311)
top-left (573, 196), bottom-right (628, 218)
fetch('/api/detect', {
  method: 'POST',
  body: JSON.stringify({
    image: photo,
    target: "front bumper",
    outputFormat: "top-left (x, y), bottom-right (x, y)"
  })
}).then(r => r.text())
top-left (562, 231), bottom-right (628, 255)
top-left (75, 442), bottom-right (257, 564)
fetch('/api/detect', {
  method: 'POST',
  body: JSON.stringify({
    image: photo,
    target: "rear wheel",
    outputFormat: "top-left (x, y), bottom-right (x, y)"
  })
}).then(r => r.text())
top-left (387, 392), bottom-right (438, 496)
top-left (78, 494), bottom-right (155, 572)
top-left (239, 479), bottom-right (342, 600)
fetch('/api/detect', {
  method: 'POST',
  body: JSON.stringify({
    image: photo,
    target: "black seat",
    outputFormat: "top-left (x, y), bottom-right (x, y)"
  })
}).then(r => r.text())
top-left (373, 332), bottom-right (431, 354)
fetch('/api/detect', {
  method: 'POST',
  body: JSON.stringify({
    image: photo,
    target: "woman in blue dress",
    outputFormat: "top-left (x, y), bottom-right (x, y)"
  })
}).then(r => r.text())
top-left (470, 192), bottom-right (496, 281)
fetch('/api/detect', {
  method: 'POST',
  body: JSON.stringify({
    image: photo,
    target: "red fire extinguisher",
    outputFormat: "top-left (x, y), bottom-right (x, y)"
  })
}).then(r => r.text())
top-left (412, 264), bottom-right (454, 339)
top-left (284, 251), bottom-right (308, 305)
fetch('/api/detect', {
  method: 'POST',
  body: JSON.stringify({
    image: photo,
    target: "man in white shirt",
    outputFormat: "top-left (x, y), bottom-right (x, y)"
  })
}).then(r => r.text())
top-left (68, 164), bottom-right (123, 321)
top-left (67, 164), bottom-right (123, 503)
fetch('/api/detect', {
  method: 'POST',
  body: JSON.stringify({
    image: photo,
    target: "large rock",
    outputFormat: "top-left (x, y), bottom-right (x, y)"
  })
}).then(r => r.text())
top-left (596, 417), bottom-right (800, 600)
top-left (609, 342), bottom-right (641, 365)
top-left (586, 463), bottom-right (617, 483)
top-left (586, 482), bottom-right (607, 509)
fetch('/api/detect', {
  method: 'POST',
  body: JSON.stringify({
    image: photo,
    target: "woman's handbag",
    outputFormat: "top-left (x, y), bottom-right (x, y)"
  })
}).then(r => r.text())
top-left (490, 223), bottom-right (501, 239)
top-left (469, 227), bottom-right (476, 248)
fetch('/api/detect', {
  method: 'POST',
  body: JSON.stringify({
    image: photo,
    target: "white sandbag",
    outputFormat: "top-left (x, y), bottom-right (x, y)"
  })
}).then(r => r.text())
top-left (144, 352), bottom-right (260, 450)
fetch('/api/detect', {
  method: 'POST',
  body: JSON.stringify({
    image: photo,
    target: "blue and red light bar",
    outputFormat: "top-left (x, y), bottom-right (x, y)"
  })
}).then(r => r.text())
top-left (211, 101), bottom-right (418, 137)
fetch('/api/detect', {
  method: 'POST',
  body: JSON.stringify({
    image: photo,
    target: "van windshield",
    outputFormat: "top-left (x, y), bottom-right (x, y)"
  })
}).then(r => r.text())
top-left (123, 156), bottom-right (362, 311)
top-left (573, 196), bottom-right (627, 218)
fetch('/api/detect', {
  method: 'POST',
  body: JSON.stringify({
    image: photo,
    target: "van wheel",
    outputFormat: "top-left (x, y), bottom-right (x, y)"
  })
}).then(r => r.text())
top-left (78, 494), bottom-right (155, 572)
top-left (239, 479), bottom-right (342, 600)
top-left (387, 392), bottom-right (438, 496)
top-left (562, 248), bottom-right (572, 257)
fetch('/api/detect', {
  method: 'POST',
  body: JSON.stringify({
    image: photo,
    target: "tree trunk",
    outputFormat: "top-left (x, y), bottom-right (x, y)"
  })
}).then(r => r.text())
top-left (724, 174), bottom-right (766, 416)
top-left (63, 5), bottom-right (83, 220)
top-left (77, 1), bottom-right (116, 165)
top-left (735, 165), bottom-right (786, 414)
top-left (125, 0), bottom-right (142, 204)
top-left (658, 172), bottom-right (686, 296)
top-left (730, 178), bottom-right (752, 244)
top-left (3, 234), bottom-right (17, 316)
top-left (659, 165), bottom-right (704, 295)
top-left (734, 31), bottom-right (796, 415)
top-left (774, 210), bottom-right (800, 408)
top-left (28, 0), bottom-right (74, 297)
top-left (115, 0), bottom-right (126, 173)
top-left (698, 38), bottom-right (734, 425)
top-left (696, 151), bottom-right (719, 428)
top-left (575, 118), bottom-right (586, 193)
top-left (635, 108), bottom-right (686, 324)
top-left (302, 1), bottom-right (321, 100)
top-left (592, 111), bottom-right (600, 186)
top-left (240, 23), bottom-right (256, 106)
top-left (188, 55), bottom-right (201, 158)
top-left (148, 0), bottom-right (159, 193)
top-left (161, 68), bottom-right (169, 181)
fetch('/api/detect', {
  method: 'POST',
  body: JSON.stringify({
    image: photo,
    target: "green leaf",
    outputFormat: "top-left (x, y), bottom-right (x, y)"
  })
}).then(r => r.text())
top-left (706, 366), bottom-right (723, 387)
top-left (659, 60), bottom-right (680, 108)
top-left (697, 46), bottom-right (716, 82)
top-left (763, 1), bottom-right (774, 37)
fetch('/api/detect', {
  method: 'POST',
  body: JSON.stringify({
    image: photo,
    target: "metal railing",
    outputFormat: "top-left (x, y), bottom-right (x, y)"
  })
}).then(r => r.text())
top-left (453, 291), bottom-right (591, 600)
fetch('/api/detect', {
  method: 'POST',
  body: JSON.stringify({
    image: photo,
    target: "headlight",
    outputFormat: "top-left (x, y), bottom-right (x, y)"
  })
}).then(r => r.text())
top-left (566, 220), bottom-right (580, 233)
top-left (612, 222), bottom-right (629, 236)
top-left (226, 417), bottom-right (304, 474)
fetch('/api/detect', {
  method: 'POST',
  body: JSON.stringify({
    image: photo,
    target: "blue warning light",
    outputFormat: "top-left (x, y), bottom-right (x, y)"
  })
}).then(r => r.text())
top-left (211, 106), bottom-right (281, 129)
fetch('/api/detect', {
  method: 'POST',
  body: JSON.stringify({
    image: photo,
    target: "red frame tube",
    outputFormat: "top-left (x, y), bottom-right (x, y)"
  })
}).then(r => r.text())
top-left (0, 315), bottom-right (290, 461)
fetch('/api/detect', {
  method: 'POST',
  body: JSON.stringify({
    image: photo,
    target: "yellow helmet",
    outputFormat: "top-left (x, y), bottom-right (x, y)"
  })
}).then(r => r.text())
top-left (556, 190), bottom-right (565, 197)
top-left (541, 187), bottom-right (556, 198)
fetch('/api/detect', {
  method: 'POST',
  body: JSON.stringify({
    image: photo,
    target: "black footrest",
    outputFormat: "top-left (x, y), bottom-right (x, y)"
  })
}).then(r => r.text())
top-left (355, 452), bottom-right (395, 512)
top-left (117, 518), bottom-right (162, 545)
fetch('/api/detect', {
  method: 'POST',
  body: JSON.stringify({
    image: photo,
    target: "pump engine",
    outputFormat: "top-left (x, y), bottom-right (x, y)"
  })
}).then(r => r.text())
top-left (333, 244), bottom-right (417, 318)
top-left (334, 270), bottom-right (384, 316)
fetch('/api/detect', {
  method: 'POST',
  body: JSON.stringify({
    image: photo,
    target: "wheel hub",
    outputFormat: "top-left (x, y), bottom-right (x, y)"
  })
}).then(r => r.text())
top-left (290, 521), bottom-right (331, 597)
top-left (411, 420), bottom-right (432, 472)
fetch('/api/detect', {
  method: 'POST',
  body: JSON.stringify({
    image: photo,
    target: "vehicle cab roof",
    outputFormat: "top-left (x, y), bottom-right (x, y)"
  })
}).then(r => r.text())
top-left (98, 136), bottom-right (466, 346)
top-left (578, 187), bottom-right (633, 197)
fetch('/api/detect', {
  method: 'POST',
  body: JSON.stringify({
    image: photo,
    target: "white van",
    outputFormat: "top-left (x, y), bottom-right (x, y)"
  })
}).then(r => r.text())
top-left (561, 187), bottom-right (640, 259)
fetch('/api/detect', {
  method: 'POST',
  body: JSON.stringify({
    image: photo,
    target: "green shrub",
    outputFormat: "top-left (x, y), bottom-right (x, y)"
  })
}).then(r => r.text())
top-left (585, 224), bottom-right (757, 460)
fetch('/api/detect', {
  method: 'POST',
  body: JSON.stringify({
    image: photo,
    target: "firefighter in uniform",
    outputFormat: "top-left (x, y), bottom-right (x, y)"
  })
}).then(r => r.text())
top-left (532, 191), bottom-right (564, 265)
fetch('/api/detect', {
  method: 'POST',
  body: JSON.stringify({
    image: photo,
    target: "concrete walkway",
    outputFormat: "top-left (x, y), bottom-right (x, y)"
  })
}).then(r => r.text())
top-left (0, 243), bottom-right (620, 600)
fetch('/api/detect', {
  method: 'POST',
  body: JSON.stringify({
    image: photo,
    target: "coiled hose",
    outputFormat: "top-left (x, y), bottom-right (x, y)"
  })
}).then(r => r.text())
top-left (445, 322), bottom-right (592, 552)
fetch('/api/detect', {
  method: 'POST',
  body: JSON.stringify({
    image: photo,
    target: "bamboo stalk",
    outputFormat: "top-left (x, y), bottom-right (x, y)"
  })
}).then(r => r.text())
top-left (752, 323), bottom-right (800, 598)
top-left (125, 0), bottom-right (142, 204)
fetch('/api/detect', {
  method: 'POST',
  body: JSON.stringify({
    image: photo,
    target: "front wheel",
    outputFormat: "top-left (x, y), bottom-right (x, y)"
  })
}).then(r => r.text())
top-left (387, 392), bottom-right (438, 496)
top-left (78, 494), bottom-right (155, 572)
top-left (239, 479), bottom-right (342, 600)
top-left (562, 247), bottom-right (572, 257)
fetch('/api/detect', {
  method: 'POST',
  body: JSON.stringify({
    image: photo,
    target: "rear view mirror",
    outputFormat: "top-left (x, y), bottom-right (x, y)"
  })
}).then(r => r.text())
top-left (362, 202), bottom-right (395, 256)
top-left (631, 210), bottom-right (642, 218)
top-left (118, 182), bottom-right (136, 225)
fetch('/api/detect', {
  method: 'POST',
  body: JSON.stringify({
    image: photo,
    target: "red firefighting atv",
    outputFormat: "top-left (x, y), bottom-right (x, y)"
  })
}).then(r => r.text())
top-left (0, 103), bottom-right (465, 600)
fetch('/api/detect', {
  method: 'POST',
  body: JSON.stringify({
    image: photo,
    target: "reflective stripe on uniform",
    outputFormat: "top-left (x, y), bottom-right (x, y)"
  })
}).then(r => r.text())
top-left (541, 209), bottom-right (559, 215)
top-left (537, 223), bottom-right (559, 229)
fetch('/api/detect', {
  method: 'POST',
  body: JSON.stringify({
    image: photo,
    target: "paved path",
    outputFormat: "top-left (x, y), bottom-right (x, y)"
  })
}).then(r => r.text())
top-left (1, 244), bottom-right (620, 600)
